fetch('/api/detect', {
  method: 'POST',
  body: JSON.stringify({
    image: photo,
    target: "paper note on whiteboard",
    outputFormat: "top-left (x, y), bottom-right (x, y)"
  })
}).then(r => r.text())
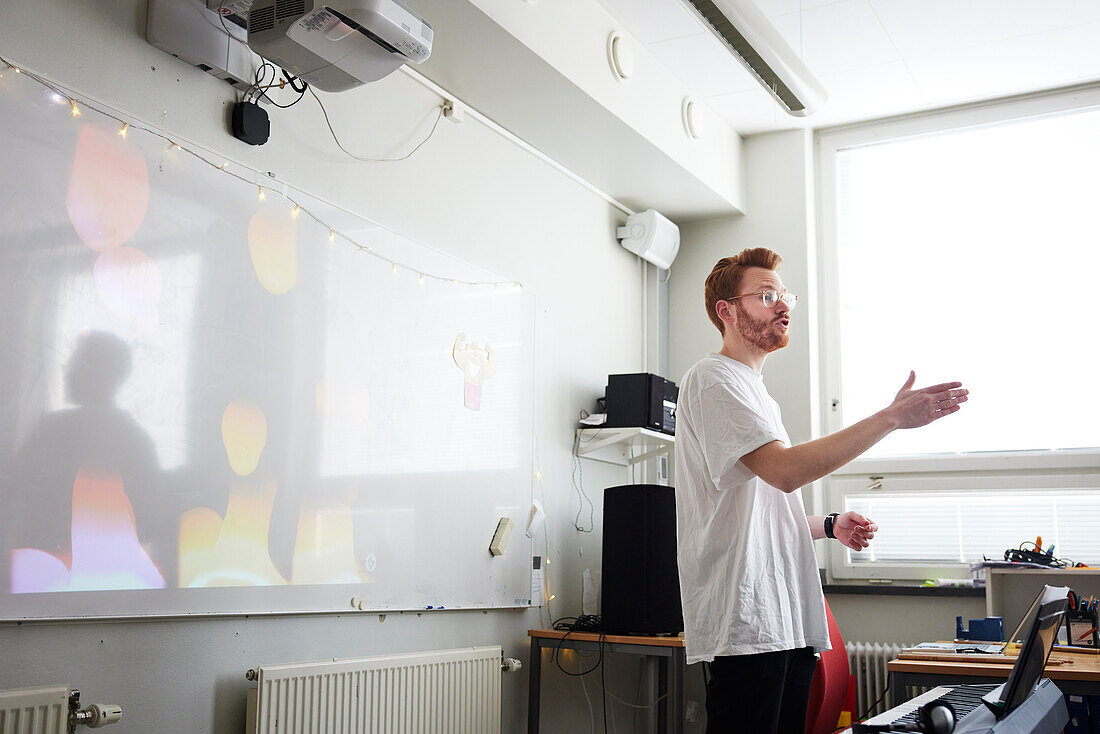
top-left (526, 499), bottom-right (545, 538)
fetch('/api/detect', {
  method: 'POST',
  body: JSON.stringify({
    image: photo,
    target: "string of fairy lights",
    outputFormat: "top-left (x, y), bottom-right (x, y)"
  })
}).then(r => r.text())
top-left (0, 54), bottom-right (524, 292)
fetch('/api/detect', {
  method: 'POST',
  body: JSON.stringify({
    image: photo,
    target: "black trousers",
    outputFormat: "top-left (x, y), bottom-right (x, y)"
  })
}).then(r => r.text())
top-left (705, 646), bottom-right (818, 734)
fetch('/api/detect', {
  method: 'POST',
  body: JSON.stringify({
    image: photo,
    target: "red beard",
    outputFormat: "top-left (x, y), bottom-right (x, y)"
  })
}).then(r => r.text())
top-left (734, 300), bottom-right (790, 353)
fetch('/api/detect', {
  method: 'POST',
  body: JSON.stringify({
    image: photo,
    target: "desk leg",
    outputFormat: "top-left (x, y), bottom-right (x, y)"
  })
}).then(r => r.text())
top-left (643, 657), bottom-right (659, 732)
top-left (528, 638), bottom-right (541, 734)
top-left (658, 656), bottom-right (668, 734)
top-left (887, 671), bottom-right (905, 711)
top-left (670, 649), bottom-right (685, 734)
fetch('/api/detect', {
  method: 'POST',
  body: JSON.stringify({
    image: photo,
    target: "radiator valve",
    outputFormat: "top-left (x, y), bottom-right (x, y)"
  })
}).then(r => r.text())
top-left (68, 690), bottom-right (123, 731)
top-left (501, 657), bottom-right (522, 673)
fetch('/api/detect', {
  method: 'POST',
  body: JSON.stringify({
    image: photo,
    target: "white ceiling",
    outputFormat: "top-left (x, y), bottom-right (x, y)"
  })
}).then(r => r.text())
top-left (596, 0), bottom-right (1100, 134)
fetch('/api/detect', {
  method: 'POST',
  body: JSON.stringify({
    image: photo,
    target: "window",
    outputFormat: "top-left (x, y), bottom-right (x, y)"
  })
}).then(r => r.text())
top-left (817, 87), bottom-right (1100, 579)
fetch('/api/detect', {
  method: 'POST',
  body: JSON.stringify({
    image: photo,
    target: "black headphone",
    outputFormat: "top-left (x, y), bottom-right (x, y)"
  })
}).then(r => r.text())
top-left (852, 700), bottom-right (956, 734)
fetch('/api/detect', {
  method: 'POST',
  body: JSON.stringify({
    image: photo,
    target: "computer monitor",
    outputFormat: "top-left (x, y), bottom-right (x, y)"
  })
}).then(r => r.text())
top-left (985, 584), bottom-right (1070, 718)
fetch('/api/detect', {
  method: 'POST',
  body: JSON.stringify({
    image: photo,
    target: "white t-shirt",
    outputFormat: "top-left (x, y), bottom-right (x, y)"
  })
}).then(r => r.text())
top-left (675, 353), bottom-right (829, 664)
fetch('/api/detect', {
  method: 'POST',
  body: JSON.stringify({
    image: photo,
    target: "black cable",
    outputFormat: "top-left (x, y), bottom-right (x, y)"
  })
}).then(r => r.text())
top-left (257, 70), bottom-right (308, 109)
top-left (857, 683), bottom-right (891, 722)
top-left (553, 615), bottom-right (603, 632)
top-left (246, 61), bottom-right (276, 102)
top-left (551, 616), bottom-right (604, 677)
top-left (283, 70), bottom-right (307, 94)
top-left (1003, 543), bottom-right (1069, 568)
top-left (244, 63), bottom-right (307, 109)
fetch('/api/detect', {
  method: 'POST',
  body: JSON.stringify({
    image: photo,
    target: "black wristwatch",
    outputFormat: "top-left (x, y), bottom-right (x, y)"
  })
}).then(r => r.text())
top-left (824, 513), bottom-right (840, 539)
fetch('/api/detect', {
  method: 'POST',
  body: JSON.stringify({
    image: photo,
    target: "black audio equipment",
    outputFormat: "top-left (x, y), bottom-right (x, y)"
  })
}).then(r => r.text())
top-left (604, 373), bottom-right (677, 435)
top-left (601, 484), bottom-right (683, 635)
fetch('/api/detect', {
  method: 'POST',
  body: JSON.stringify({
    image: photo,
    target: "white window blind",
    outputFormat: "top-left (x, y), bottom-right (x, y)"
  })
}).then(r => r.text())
top-left (844, 491), bottom-right (1100, 566)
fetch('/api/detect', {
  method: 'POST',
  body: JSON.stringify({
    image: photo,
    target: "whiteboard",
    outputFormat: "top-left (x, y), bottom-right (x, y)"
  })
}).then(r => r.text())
top-left (0, 78), bottom-right (534, 619)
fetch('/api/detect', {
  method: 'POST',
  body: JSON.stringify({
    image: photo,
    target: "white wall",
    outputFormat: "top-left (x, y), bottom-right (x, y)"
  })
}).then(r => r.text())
top-left (827, 593), bottom-right (987, 646)
top-left (0, 1), bottom-right (668, 731)
top-left (669, 129), bottom-right (818, 447)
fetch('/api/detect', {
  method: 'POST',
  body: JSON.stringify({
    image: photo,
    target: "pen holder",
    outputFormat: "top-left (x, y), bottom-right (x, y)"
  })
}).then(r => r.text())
top-left (1065, 608), bottom-right (1099, 647)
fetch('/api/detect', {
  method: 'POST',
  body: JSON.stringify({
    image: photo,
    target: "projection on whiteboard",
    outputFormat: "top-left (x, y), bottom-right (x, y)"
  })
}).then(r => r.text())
top-left (0, 78), bottom-right (534, 619)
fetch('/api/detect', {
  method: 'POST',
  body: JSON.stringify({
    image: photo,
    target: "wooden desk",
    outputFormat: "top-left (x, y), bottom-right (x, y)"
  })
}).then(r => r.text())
top-left (886, 649), bottom-right (1100, 708)
top-left (527, 629), bottom-right (686, 734)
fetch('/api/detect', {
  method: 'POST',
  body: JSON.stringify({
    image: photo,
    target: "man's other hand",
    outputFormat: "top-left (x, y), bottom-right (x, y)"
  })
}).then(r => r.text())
top-left (887, 371), bottom-right (969, 429)
top-left (835, 511), bottom-right (877, 552)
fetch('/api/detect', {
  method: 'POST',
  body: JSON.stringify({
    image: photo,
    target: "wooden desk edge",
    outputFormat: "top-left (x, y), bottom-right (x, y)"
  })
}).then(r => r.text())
top-left (528, 628), bottom-right (686, 648)
top-left (888, 656), bottom-right (1100, 681)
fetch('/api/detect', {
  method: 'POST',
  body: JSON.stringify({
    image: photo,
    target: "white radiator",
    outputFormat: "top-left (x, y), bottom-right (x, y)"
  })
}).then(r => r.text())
top-left (0, 686), bottom-right (68, 734)
top-left (0, 685), bottom-right (122, 734)
top-left (845, 641), bottom-right (906, 718)
top-left (246, 646), bottom-right (502, 734)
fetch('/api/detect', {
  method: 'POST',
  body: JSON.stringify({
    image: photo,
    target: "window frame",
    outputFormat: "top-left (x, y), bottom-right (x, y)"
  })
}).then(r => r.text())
top-left (815, 83), bottom-right (1100, 580)
top-left (826, 470), bottom-right (1100, 581)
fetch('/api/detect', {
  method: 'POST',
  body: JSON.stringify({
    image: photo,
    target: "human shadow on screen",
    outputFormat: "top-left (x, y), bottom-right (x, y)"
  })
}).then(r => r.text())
top-left (2, 331), bottom-right (171, 593)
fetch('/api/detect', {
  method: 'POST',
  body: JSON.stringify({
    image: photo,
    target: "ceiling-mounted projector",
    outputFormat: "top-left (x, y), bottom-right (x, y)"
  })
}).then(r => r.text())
top-left (246, 0), bottom-right (432, 92)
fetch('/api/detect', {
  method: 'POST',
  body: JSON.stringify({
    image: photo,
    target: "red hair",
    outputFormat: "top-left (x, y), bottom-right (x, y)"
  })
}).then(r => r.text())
top-left (704, 248), bottom-right (783, 334)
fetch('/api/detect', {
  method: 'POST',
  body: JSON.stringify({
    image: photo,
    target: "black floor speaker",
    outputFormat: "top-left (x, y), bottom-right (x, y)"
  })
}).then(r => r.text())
top-left (601, 484), bottom-right (683, 635)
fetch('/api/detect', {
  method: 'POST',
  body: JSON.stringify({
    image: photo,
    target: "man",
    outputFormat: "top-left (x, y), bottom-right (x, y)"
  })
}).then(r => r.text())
top-left (675, 248), bottom-right (968, 733)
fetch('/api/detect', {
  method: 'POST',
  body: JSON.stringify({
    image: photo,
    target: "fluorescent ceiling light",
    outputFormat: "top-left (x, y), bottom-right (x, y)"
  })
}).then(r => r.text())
top-left (679, 0), bottom-right (827, 116)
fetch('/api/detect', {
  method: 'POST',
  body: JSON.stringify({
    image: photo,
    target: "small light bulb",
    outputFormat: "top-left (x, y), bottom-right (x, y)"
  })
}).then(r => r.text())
top-left (545, 559), bottom-right (551, 566)
top-left (329, 228), bottom-right (335, 242)
top-left (219, 162), bottom-right (229, 169)
top-left (118, 123), bottom-right (129, 138)
top-left (291, 204), bottom-right (300, 219)
top-left (70, 100), bottom-right (81, 117)
top-left (392, 263), bottom-right (399, 275)
top-left (548, 594), bottom-right (556, 601)
top-left (172, 143), bottom-right (182, 151)
top-left (535, 471), bottom-right (542, 480)
top-left (367, 246), bottom-right (373, 252)
top-left (418, 274), bottom-right (425, 286)
top-left (14, 67), bottom-right (22, 74)
top-left (258, 186), bottom-right (265, 201)
top-left (514, 282), bottom-right (522, 291)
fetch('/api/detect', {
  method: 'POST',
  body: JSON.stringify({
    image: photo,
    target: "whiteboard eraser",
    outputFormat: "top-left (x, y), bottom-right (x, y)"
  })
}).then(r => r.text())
top-left (490, 517), bottom-right (514, 556)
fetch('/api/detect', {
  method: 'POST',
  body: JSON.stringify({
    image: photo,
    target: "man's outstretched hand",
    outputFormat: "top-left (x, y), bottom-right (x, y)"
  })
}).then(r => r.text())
top-left (887, 371), bottom-right (968, 429)
top-left (835, 511), bottom-right (877, 552)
